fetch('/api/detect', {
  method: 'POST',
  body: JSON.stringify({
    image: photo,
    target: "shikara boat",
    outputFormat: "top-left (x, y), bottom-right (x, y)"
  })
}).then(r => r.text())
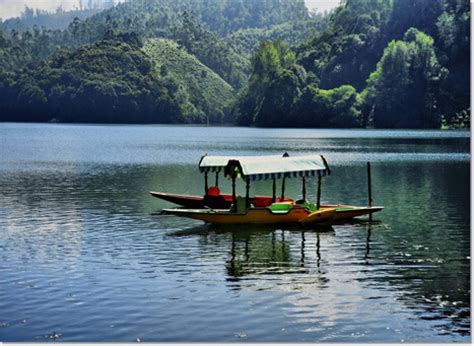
top-left (162, 154), bottom-right (340, 225)
top-left (152, 154), bottom-right (383, 221)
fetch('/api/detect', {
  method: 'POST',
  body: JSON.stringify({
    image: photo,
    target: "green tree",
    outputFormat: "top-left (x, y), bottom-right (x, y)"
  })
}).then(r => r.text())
top-left (364, 28), bottom-right (445, 128)
top-left (232, 40), bottom-right (296, 125)
top-left (295, 84), bottom-right (361, 128)
top-left (254, 68), bottom-right (303, 127)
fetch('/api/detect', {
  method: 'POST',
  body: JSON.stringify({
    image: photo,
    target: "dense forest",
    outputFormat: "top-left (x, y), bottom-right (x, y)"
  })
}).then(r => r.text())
top-left (0, 0), bottom-right (470, 128)
top-left (234, 0), bottom-right (470, 128)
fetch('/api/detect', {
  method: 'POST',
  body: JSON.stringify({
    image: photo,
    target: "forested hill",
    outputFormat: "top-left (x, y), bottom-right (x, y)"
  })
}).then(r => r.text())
top-left (234, 0), bottom-right (470, 129)
top-left (0, 0), bottom-right (470, 128)
top-left (0, 0), bottom-right (319, 124)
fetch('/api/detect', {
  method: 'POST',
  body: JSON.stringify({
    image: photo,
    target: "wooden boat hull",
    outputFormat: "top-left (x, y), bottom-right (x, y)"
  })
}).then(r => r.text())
top-left (324, 205), bottom-right (384, 221)
top-left (163, 206), bottom-right (336, 225)
top-left (152, 192), bottom-right (383, 221)
top-left (150, 192), bottom-right (209, 208)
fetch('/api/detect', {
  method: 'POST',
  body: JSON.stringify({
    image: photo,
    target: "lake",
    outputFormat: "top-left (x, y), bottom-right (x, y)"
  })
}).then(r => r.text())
top-left (0, 123), bottom-right (470, 343)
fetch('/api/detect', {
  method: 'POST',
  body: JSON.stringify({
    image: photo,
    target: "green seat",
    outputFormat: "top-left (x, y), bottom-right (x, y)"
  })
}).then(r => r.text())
top-left (269, 202), bottom-right (293, 214)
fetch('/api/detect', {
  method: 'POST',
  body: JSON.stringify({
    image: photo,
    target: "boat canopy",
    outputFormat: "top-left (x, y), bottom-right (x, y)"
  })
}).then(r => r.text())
top-left (198, 154), bottom-right (285, 173)
top-left (224, 155), bottom-right (330, 181)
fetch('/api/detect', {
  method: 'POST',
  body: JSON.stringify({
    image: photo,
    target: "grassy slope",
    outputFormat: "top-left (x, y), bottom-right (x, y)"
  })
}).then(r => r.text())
top-left (143, 38), bottom-right (235, 119)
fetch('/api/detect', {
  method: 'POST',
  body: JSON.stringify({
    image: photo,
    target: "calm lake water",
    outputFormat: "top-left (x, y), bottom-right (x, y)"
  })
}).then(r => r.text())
top-left (0, 123), bottom-right (470, 342)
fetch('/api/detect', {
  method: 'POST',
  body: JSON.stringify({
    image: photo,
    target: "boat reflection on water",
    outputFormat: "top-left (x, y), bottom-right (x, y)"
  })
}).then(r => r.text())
top-left (168, 222), bottom-right (375, 286)
top-left (165, 220), bottom-right (470, 338)
top-left (225, 225), bottom-right (335, 281)
top-left (365, 222), bottom-right (372, 264)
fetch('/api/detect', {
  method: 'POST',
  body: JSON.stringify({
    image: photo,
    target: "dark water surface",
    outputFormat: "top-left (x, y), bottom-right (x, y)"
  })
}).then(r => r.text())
top-left (0, 123), bottom-right (470, 342)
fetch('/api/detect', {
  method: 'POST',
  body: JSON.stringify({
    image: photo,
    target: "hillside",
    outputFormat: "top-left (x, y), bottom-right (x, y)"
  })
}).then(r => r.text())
top-left (234, 0), bottom-right (470, 129)
top-left (0, 0), bottom-right (311, 90)
top-left (0, 0), bottom-right (319, 125)
top-left (143, 38), bottom-right (235, 123)
top-left (0, 34), bottom-right (239, 124)
top-left (224, 15), bottom-right (329, 61)
top-left (64, 0), bottom-right (310, 88)
top-left (0, 35), bottom-right (208, 124)
top-left (76, 0), bottom-right (309, 39)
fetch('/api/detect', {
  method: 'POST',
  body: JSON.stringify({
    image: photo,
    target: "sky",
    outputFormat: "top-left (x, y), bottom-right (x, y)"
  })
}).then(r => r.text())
top-left (0, 0), bottom-right (341, 20)
top-left (0, 0), bottom-right (78, 20)
top-left (305, 0), bottom-right (340, 13)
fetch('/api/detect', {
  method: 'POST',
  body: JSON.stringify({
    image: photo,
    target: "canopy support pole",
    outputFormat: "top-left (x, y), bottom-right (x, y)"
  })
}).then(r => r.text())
top-left (367, 162), bottom-right (373, 221)
top-left (245, 179), bottom-right (250, 209)
top-left (232, 176), bottom-right (236, 212)
top-left (272, 178), bottom-right (276, 203)
top-left (302, 177), bottom-right (306, 201)
top-left (215, 171), bottom-right (219, 187)
top-left (316, 175), bottom-right (322, 210)
top-left (281, 177), bottom-right (286, 201)
top-left (204, 171), bottom-right (209, 195)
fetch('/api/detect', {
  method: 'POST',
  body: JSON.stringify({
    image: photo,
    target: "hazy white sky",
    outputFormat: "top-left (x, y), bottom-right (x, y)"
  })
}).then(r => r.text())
top-left (305, 0), bottom-right (340, 13)
top-left (0, 0), bottom-right (341, 20)
top-left (0, 0), bottom-right (78, 20)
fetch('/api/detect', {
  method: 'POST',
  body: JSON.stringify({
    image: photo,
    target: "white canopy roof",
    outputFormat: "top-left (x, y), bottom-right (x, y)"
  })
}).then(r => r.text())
top-left (198, 154), bottom-right (286, 173)
top-left (224, 155), bottom-right (330, 181)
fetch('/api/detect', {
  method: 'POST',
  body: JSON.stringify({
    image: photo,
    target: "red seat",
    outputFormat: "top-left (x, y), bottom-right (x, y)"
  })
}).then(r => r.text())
top-left (207, 186), bottom-right (221, 196)
top-left (252, 196), bottom-right (273, 207)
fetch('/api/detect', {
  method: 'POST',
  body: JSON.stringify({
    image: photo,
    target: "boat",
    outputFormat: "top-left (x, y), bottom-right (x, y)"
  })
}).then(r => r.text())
top-left (162, 154), bottom-right (338, 225)
top-left (152, 154), bottom-right (383, 221)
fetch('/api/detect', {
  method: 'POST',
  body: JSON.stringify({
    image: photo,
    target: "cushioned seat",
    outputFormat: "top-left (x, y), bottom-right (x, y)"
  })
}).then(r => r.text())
top-left (207, 186), bottom-right (220, 196)
top-left (269, 202), bottom-right (293, 213)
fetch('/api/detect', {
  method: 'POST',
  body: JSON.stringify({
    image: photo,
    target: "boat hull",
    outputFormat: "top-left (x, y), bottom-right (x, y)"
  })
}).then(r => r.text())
top-left (150, 192), bottom-right (210, 208)
top-left (152, 192), bottom-right (383, 221)
top-left (325, 205), bottom-right (384, 221)
top-left (163, 207), bottom-right (336, 225)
